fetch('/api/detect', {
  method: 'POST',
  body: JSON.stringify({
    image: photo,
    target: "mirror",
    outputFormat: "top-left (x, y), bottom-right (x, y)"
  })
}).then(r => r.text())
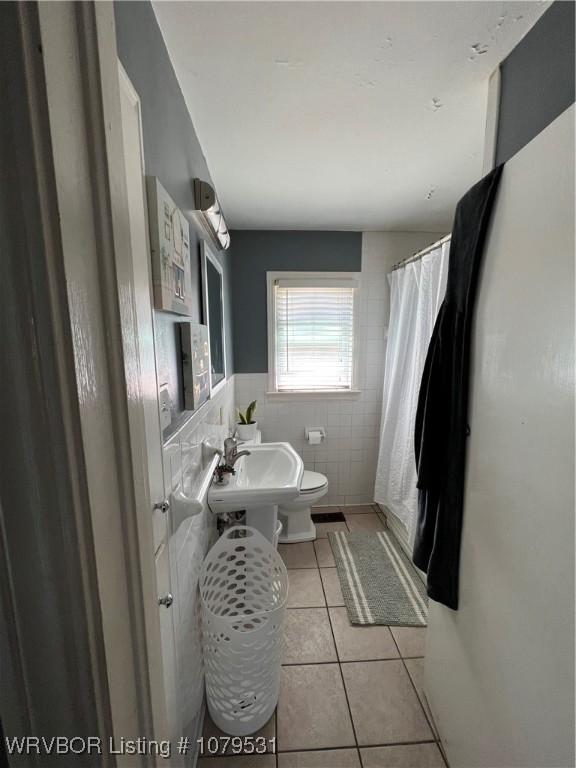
top-left (201, 241), bottom-right (226, 391)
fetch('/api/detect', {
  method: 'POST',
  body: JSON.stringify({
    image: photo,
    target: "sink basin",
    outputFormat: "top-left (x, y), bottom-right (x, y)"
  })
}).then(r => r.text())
top-left (208, 442), bottom-right (303, 514)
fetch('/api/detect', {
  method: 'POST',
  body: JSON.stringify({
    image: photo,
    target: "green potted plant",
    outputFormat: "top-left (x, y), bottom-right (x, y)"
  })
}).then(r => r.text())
top-left (236, 400), bottom-right (258, 441)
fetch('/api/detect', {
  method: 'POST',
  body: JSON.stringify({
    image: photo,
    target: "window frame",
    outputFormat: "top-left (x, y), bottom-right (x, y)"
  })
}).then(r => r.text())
top-left (266, 271), bottom-right (362, 398)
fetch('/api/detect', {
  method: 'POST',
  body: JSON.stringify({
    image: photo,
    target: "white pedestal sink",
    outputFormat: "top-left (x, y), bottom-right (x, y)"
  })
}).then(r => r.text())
top-left (208, 442), bottom-right (303, 543)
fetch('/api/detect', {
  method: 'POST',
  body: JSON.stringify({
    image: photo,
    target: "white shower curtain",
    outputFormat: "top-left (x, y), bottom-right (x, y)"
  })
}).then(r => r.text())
top-left (374, 239), bottom-right (450, 543)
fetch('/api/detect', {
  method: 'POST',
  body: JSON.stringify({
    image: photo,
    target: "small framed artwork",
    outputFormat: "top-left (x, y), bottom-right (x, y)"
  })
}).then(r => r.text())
top-left (146, 176), bottom-right (192, 315)
top-left (179, 322), bottom-right (210, 411)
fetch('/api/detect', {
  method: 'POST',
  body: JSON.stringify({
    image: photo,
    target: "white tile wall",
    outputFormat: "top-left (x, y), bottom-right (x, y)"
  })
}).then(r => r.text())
top-left (236, 372), bottom-right (379, 505)
top-left (235, 232), bottom-right (443, 505)
top-left (158, 375), bottom-right (236, 753)
top-left (163, 375), bottom-right (236, 494)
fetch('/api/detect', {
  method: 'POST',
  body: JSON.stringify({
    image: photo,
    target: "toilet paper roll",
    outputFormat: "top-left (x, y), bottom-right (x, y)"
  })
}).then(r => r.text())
top-left (307, 430), bottom-right (323, 445)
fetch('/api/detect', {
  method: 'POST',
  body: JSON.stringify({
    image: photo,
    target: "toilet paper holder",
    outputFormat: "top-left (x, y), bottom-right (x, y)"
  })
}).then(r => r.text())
top-left (305, 427), bottom-right (326, 444)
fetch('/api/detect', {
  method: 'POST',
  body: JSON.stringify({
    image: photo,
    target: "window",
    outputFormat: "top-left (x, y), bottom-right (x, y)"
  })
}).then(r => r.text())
top-left (267, 272), bottom-right (360, 394)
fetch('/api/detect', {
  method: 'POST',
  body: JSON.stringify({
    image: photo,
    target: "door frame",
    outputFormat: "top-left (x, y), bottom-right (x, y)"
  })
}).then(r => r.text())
top-left (117, 58), bottom-right (176, 740)
top-left (0, 1), bottom-right (168, 759)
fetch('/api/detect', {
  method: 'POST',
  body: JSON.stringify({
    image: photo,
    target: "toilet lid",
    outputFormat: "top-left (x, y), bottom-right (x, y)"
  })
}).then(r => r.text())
top-left (301, 470), bottom-right (328, 493)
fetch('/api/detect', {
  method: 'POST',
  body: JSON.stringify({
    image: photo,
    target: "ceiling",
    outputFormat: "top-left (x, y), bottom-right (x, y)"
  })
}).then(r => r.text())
top-left (152, 1), bottom-right (548, 231)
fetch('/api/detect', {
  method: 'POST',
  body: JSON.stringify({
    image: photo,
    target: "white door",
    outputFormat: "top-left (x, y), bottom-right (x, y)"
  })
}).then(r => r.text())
top-left (118, 63), bottom-right (179, 741)
top-left (118, 64), bottom-right (167, 553)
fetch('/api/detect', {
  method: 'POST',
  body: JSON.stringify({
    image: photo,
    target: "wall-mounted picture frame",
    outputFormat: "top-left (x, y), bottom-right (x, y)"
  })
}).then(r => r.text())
top-left (146, 176), bottom-right (193, 315)
top-left (179, 323), bottom-right (210, 411)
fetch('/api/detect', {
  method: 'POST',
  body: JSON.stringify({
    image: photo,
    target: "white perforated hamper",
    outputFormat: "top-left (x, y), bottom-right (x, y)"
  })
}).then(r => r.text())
top-left (199, 526), bottom-right (289, 735)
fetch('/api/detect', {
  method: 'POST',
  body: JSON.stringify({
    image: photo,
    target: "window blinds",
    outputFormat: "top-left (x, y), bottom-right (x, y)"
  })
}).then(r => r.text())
top-left (274, 279), bottom-right (357, 392)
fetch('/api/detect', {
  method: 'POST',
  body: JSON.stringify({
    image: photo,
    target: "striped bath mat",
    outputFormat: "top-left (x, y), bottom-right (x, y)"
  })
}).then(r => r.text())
top-left (328, 530), bottom-right (428, 626)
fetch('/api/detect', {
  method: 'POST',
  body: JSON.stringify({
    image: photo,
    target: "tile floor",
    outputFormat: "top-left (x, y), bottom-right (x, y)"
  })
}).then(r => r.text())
top-left (199, 505), bottom-right (446, 768)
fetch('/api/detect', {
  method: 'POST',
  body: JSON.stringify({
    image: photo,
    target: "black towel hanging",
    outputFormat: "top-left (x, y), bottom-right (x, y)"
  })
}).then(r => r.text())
top-left (413, 164), bottom-right (504, 610)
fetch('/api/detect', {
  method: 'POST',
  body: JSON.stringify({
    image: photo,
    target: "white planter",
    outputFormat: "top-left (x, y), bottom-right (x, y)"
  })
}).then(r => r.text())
top-left (236, 422), bottom-right (258, 441)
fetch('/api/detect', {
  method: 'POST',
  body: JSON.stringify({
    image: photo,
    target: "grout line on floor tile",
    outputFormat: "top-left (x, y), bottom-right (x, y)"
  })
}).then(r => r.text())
top-left (338, 656), bottom-right (424, 665)
top-left (437, 736), bottom-right (450, 767)
top-left (282, 655), bottom-right (422, 668)
top-left (320, 568), bottom-right (363, 760)
top-left (389, 630), bottom-right (438, 745)
top-left (277, 738), bottom-right (438, 754)
top-left (359, 739), bottom-right (441, 751)
top-left (312, 541), bottom-right (320, 569)
top-left (281, 659), bottom-right (337, 667)
top-left (402, 658), bottom-right (434, 733)
top-left (277, 745), bottom-right (363, 754)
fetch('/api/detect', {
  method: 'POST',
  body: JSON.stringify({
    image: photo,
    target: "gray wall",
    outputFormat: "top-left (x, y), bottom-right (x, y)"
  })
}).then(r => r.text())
top-left (496, 0), bottom-right (575, 165)
top-left (230, 230), bottom-right (362, 373)
top-left (114, 1), bottom-right (234, 434)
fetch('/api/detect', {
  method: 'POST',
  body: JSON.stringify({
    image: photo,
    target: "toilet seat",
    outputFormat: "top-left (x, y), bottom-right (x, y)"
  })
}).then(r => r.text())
top-left (300, 470), bottom-right (329, 494)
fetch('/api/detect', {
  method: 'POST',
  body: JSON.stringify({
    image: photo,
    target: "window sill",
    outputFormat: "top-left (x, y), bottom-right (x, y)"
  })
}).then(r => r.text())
top-left (266, 389), bottom-right (362, 400)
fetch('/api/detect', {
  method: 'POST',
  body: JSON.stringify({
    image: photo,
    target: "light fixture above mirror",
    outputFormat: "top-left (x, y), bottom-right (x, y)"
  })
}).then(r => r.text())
top-left (193, 178), bottom-right (230, 251)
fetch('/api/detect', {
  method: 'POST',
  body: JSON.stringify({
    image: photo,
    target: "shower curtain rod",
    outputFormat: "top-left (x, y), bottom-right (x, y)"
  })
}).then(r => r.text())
top-left (391, 233), bottom-right (451, 272)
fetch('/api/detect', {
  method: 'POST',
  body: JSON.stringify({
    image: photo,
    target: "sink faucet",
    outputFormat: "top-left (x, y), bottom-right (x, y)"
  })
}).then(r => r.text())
top-left (223, 437), bottom-right (251, 468)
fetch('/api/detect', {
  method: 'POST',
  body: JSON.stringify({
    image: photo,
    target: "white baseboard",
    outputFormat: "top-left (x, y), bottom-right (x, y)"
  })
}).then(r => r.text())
top-left (376, 503), bottom-right (411, 552)
top-left (376, 503), bottom-right (428, 585)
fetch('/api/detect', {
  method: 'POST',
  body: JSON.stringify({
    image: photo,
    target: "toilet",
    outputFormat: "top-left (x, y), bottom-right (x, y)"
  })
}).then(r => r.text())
top-left (277, 469), bottom-right (329, 544)
top-left (235, 429), bottom-right (329, 544)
